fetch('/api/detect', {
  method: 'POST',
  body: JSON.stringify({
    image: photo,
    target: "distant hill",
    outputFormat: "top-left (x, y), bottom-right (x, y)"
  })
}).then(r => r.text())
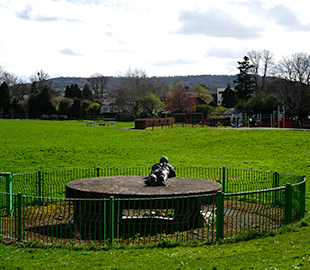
top-left (50, 74), bottom-right (237, 92)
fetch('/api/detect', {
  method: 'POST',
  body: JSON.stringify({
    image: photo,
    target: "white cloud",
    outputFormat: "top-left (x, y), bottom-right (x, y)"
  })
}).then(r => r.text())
top-left (205, 47), bottom-right (249, 59)
top-left (0, 0), bottom-right (309, 80)
top-left (59, 48), bottom-right (84, 56)
top-left (175, 8), bottom-right (264, 40)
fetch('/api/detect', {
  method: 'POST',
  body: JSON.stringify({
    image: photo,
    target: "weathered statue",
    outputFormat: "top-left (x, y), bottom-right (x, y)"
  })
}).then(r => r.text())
top-left (145, 157), bottom-right (176, 186)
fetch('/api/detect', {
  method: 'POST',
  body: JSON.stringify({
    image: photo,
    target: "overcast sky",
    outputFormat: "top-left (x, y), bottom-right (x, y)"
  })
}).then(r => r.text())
top-left (1, 0), bottom-right (310, 81)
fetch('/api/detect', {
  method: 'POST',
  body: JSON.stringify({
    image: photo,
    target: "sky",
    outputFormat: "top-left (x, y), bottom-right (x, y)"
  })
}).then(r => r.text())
top-left (1, 0), bottom-right (310, 82)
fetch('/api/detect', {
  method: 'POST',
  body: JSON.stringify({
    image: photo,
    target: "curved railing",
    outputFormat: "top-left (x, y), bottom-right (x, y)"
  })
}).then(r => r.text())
top-left (0, 167), bottom-right (306, 246)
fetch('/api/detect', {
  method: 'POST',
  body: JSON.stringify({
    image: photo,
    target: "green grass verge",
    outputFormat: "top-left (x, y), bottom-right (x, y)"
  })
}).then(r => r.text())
top-left (0, 119), bottom-right (310, 269)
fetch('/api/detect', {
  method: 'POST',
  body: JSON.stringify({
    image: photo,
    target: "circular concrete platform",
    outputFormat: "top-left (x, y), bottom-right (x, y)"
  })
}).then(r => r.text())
top-left (66, 176), bottom-right (222, 235)
top-left (66, 176), bottom-right (222, 199)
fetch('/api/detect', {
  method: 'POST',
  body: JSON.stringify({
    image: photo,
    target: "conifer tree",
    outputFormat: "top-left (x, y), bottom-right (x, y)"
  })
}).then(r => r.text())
top-left (234, 56), bottom-right (256, 101)
top-left (0, 81), bottom-right (12, 116)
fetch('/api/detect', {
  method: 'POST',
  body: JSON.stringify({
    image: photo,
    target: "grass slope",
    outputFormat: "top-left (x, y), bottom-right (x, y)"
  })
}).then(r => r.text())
top-left (0, 119), bottom-right (310, 269)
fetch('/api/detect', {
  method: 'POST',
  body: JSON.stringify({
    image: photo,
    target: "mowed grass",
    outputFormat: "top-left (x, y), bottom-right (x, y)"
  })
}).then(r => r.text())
top-left (0, 119), bottom-right (310, 269)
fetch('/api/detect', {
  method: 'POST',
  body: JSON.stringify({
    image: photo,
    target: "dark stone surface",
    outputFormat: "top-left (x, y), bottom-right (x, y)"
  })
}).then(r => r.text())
top-left (66, 176), bottom-right (222, 199)
top-left (66, 176), bottom-right (222, 236)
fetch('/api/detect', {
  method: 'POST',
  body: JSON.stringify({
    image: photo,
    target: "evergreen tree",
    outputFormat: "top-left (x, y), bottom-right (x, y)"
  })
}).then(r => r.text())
top-left (0, 81), bottom-right (12, 116)
top-left (64, 85), bottom-right (73, 98)
top-left (65, 84), bottom-right (82, 99)
top-left (39, 87), bottom-right (54, 114)
top-left (30, 81), bottom-right (38, 94)
top-left (234, 56), bottom-right (256, 101)
top-left (28, 90), bottom-right (41, 118)
top-left (82, 84), bottom-right (93, 100)
top-left (28, 86), bottom-right (55, 118)
top-left (68, 98), bottom-right (81, 119)
top-left (222, 83), bottom-right (238, 108)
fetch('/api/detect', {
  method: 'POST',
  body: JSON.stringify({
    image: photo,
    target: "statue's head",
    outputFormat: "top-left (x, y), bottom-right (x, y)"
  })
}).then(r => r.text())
top-left (160, 157), bottom-right (169, 164)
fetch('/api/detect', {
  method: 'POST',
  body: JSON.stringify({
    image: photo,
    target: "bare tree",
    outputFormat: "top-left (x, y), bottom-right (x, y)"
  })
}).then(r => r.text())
top-left (247, 49), bottom-right (275, 93)
top-left (2, 72), bottom-right (22, 87)
top-left (273, 52), bottom-right (310, 116)
top-left (87, 73), bottom-right (109, 101)
top-left (114, 68), bottom-right (167, 115)
top-left (0, 66), bottom-right (5, 83)
top-left (0, 68), bottom-right (29, 101)
top-left (29, 69), bottom-right (52, 91)
top-left (261, 50), bottom-right (275, 92)
top-left (276, 53), bottom-right (310, 84)
top-left (247, 50), bottom-right (262, 92)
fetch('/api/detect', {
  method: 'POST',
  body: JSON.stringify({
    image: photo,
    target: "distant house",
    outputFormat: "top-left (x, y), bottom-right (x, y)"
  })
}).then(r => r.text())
top-left (217, 88), bottom-right (225, 106)
top-left (100, 98), bottom-right (123, 114)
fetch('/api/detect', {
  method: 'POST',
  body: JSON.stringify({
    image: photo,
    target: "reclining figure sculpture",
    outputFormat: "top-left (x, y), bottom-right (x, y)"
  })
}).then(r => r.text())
top-left (145, 157), bottom-right (176, 186)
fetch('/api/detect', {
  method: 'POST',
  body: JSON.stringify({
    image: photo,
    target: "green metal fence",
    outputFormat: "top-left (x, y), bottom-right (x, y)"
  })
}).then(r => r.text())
top-left (0, 167), bottom-right (306, 246)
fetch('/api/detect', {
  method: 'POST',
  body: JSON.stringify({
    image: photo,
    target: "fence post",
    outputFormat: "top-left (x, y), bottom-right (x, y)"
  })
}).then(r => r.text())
top-left (97, 167), bottom-right (100, 177)
top-left (3, 173), bottom-right (13, 217)
top-left (216, 191), bottom-right (224, 241)
top-left (17, 192), bottom-right (22, 241)
top-left (222, 167), bottom-right (226, 193)
top-left (284, 183), bottom-right (292, 224)
top-left (109, 196), bottom-right (114, 244)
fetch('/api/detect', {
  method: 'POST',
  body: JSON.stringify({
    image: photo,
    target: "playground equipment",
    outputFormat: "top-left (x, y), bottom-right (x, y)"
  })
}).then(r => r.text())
top-left (190, 113), bottom-right (205, 127)
top-left (173, 113), bottom-right (188, 126)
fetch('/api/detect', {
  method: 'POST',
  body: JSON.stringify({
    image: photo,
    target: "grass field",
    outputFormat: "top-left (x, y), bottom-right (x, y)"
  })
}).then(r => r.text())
top-left (0, 119), bottom-right (310, 269)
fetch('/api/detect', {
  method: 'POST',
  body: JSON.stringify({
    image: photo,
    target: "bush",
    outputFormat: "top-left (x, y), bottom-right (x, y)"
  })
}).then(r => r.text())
top-left (59, 115), bottom-right (68, 121)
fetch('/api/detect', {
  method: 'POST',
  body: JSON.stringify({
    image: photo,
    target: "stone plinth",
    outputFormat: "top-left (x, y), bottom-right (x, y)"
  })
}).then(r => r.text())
top-left (66, 176), bottom-right (222, 235)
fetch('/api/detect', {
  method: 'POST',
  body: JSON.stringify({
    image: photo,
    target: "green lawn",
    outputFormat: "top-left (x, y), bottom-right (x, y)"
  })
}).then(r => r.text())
top-left (0, 119), bottom-right (310, 269)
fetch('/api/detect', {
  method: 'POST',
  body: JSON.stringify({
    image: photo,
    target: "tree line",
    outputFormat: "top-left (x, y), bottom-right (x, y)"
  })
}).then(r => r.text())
top-left (0, 67), bottom-right (217, 120)
top-left (1, 50), bottom-right (310, 120)
top-left (222, 50), bottom-right (310, 117)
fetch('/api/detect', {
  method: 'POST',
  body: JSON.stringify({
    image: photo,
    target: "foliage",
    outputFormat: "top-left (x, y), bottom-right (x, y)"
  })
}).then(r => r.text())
top-left (115, 68), bottom-right (167, 114)
top-left (58, 97), bottom-right (74, 115)
top-left (190, 84), bottom-right (212, 103)
top-left (82, 83), bottom-right (93, 101)
top-left (39, 87), bottom-right (54, 114)
top-left (222, 83), bottom-right (238, 108)
top-left (234, 56), bottom-right (256, 101)
top-left (79, 100), bottom-right (93, 118)
top-left (27, 87), bottom-right (55, 118)
top-left (0, 81), bottom-right (12, 115)
top-left (69, 98), bottom-right (82, 119)
top-left (138, 93), bottom-right (162, 117)
top-left (64, 84), bottom-right (82, 99)
top-left (196, 104), bottom-right (214, 118)
top-left (214, 106), bottom-right (227, 114)
top-left (243, 92), bottom-right (281, 114)
top-left (164, 84), bottom-right (197, 115)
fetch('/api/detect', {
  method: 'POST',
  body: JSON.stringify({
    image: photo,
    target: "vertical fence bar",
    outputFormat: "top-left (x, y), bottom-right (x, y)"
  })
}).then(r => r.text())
top-left (216, 191), bottom-right (224, 241)
top-left (109, 196), bottom-right (114, 244)
top-left (273, 171), bottom-right (279, 206)
top-left (97, 167), bottom-right (100, 177)
top-left (222, 167), bottom-right (226, 193)
top-left (285, 183), bottom-right (292, 224)
top-left (17, 192), bottom-right (22, 241)
top-left (38, 170), bottom-right (42, 196)
top-left (4, 173), bottom-right (13, 217)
